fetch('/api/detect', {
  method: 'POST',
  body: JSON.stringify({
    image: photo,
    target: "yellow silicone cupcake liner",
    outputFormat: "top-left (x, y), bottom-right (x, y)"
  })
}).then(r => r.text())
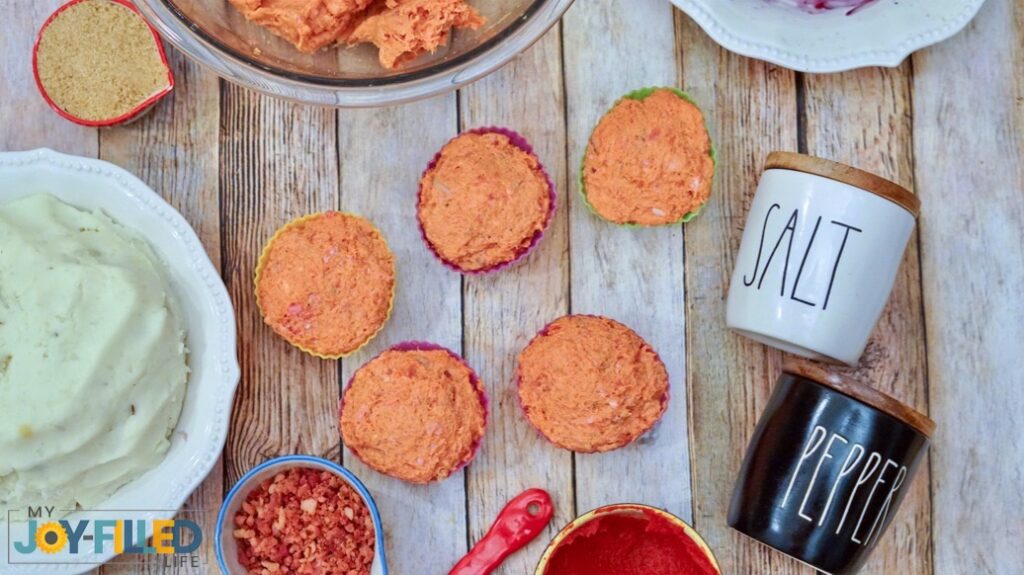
top-left (254, 212), bottom-right (396, 360)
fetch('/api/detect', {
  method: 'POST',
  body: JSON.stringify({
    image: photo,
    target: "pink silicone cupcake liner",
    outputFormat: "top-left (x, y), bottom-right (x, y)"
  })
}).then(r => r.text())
top-left (515, 314), bottom-right (671, 454)
top-left (417, 126), bottom-right (557, 275)
top-left (340, 341), bottom-right (489, 482)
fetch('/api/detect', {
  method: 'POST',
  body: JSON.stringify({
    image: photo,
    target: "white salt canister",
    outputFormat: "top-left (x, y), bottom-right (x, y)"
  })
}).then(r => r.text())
top-left (726, 152), bottom-right (920, 365)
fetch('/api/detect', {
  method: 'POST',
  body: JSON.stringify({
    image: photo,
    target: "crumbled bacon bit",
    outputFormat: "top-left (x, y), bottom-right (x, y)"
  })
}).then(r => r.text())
top-left (233, 467), bottom-right (375, 575)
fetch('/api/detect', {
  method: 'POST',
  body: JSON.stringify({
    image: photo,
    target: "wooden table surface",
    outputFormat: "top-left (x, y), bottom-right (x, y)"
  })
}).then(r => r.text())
top-left (3, 0), bottom-right (1022, 573)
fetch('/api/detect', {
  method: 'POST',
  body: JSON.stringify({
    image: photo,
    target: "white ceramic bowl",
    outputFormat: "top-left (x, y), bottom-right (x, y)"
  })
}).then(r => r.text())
top-left (0, 149), bottom-right (240, 574)
top-left (216, 456), bottom-right (387, 575)
top-left (671, 0), bottom-right (987, 72)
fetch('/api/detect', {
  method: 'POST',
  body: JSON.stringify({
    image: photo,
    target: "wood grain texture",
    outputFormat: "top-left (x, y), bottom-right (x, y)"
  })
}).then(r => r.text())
top-left (221, 85), bottom-right (341, 487)
top-left (676, 12), bottom-right (807, 574)
top-left (912, 0), bottom-right (1024, 573)
top-left (0, 0), bottom-right (96, 154)
top-left (800, 63), bottom-right (933, 575)
top-left (337, 96), bottom-right (467, 574)
top-left (459, 29), bottom-right (575, 575)
top-left (5, 1), bottom-right (1024, 573)
top-left (564, 0), bottom-right (692, 519)
top-left (97, 51), bottom-right (222, 575)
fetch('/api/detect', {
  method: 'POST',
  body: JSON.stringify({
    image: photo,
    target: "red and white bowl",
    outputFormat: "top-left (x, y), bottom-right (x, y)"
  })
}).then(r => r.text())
top-left (32, 0), bottom-right (174, 127)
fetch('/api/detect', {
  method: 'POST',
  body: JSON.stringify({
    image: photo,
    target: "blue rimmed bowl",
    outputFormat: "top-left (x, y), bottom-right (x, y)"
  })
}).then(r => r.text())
top-left (215, 455), bottom-right (388, 575)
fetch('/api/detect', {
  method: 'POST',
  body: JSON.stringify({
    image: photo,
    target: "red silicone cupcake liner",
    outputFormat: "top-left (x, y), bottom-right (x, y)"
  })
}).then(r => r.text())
top-left (32, 0), bottom-right (175, 127)
top-left (417, 126), bottom-right (557, 275)
top-left (515, 314), bottom-right (671, 454)
top-left (340, 341), bottom-right (489, 482)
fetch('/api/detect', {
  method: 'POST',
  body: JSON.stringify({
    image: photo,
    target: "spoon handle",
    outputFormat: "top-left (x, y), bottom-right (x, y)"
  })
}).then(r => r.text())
top-left (448, 488), bottom-right (554, 575)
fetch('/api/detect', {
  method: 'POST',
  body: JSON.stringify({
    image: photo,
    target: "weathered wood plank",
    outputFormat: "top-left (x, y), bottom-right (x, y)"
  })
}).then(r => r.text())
top-left (676, 11), bottom-right (808, 574)
top-left (9, 2), bottom-right (1021, 574)
top-left (912, 0), bottom-right (1024, 573)
top-left (220, 86), bottom-right (341, 487)
top-left (564, 0), bottom-right (691, 519)
top-left (800, 64), bottom-right (933, 575)
top-left (459, 28), bottom-right (575, 575)
top-left (97, 51), bottom-right (222, 575)
top-left (0, 0), bottom-right (96, 154)
top-left (337, 97), bottom-right (467, 574)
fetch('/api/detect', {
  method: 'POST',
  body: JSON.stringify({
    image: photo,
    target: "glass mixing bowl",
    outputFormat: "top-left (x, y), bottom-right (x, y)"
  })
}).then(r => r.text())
top-left (132, 0), bottom-right (575, 106)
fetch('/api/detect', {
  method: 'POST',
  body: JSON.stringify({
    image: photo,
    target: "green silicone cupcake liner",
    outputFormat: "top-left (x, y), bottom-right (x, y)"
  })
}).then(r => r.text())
top-left (579, 86), bottom-right (718, 228)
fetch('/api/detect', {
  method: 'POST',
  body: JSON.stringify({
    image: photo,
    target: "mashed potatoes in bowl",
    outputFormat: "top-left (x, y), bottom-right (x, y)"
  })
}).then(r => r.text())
top-left (0, 194), bottom-right (189, 513)
top-left (0, 149), bottom-right (239, 574)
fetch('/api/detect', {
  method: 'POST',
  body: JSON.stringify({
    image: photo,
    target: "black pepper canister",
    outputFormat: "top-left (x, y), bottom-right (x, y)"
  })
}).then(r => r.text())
top-left (728, 362), bottom-right (934, 575)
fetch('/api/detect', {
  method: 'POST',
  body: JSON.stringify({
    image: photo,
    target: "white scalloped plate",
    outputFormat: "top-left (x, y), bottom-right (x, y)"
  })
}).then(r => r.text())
top-left (0, 149), bottom-right (240, 574)
top-left (672, 0), bottom-right (987, 72)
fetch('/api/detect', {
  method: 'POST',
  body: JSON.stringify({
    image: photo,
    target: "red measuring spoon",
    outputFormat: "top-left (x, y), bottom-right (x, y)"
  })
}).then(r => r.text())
top-left (449, 488), bottom-right (554, 575)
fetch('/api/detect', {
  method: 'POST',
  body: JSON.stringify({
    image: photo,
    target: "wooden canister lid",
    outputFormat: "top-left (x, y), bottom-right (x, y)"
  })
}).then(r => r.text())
top-left (784, 359), bottom-right (936, 437)
top-left (766, 152), bottom-right (920, 217)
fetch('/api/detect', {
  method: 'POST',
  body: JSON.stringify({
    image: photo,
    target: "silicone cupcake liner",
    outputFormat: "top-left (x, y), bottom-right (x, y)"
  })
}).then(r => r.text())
top-left (32, 0), bottom-right (174, 127)
top-left (340, 341), bottom-right (489, 483)
top-left (515, 314), bottom-right (671, 454)
top-left (417, 126), bottom-right (557, 275)
top-left (254, 212), bottom-right (396, 361)
top-left (579, 87), bottom-right (718, 228)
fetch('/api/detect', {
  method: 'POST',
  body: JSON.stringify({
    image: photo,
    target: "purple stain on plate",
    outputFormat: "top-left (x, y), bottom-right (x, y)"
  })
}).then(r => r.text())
top-left (765, 0), bottom-right (881, 15)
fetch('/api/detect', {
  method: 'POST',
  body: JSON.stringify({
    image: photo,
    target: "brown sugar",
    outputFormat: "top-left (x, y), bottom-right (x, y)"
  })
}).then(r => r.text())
top-left (35, 0), bottom-right (171, 122)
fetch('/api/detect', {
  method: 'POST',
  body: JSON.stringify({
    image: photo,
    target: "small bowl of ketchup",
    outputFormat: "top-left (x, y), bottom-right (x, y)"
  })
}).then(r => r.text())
top-left (534, 504), bottom-right (720, 575)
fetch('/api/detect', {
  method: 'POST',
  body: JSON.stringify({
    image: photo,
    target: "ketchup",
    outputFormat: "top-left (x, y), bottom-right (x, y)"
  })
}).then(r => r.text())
top-left (541, 507), bottom-right (718, 575)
